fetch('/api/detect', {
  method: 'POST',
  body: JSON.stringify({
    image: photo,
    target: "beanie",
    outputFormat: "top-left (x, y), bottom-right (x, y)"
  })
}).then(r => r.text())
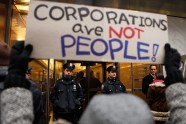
top-left (0, 87), bottom-right (34, 124)
top-left (79, 94), bottom-right (155, 124)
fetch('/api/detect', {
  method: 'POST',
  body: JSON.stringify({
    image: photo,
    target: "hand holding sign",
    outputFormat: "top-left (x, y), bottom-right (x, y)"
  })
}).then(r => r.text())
top-left (164, 43), bottom-right (183, 86)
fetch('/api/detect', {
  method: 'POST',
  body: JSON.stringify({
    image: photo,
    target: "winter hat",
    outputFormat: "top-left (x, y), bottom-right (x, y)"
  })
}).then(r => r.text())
top-left (0, 41), bottom-right (10, 66)
top-left (149, 79), bottom-right (166, 87)
top-left (53, 118), bottom-right (72, 124)
top-left (79, 94), bottom-right (155, 124)
top-left (0, 87), bottom-right (34, 124)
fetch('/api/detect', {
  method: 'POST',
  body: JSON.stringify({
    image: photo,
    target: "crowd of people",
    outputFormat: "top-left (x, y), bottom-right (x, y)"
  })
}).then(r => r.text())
top-left (0, 39), bottom-right (186, 124)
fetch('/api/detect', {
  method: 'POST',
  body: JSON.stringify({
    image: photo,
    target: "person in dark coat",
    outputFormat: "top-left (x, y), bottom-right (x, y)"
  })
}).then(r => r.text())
top-left (164, 43), bottom-right (184, 124)
top-left (1, 41), bottom-right (34, 124)
top-left (25, 68), bottom-right (44, 124)
top-left (76, 71), bottom-right (86, 95)
top-left (147, 73), bottom-right (169, 124)
top-left (101, 65), bottom-right (127, 94)
top-left (142, 65), bottom-right (157, 97)
top-left (79, 94), bottom-right (154, 124)
top-left (147, 73), bottom-right (168, 112)
top-left (50, 63), bottom-right (83, 124)
top-left (89, 70), bottom-right (102, 100)
top-left (76, 71), bottom-right (87, 119)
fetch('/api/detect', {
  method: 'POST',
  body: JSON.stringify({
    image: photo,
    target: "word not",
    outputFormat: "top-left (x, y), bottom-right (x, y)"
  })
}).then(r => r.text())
top-left (60, 34), bottom-right (158, 61)
top-left (34, 4), bottom-right (167, 31)
top-left (109, 26), bottom-right (144, 39)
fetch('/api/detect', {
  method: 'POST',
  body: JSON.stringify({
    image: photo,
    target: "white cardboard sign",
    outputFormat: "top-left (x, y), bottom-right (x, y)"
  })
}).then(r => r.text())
top-left (26, 1), bottom-right (168, 64)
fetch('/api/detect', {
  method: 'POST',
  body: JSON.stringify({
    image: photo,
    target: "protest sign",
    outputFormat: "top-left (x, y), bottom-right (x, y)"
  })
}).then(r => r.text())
top-left (26, 1), bottom-right (168, 63)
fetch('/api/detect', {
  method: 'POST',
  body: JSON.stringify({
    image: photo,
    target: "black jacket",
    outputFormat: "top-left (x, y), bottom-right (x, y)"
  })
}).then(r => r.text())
top-left (50, 77), bottom-right (83, 113)
top-left (101, 78), bottom-right (127, 94)
top-left (142, 74), bottom-right (154, 96)
top-left (29, 80), bottom-right (44, 124)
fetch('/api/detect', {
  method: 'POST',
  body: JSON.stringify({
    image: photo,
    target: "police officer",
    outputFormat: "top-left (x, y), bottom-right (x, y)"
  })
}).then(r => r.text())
top-left (101, 65), bottom-right (127, 94)
top-left (50, 63), bottom-right (83, 123)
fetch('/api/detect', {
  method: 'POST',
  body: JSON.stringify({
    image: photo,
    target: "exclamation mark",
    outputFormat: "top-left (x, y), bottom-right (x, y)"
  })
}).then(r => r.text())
top-left (151, 44), bottom-right (159, 62)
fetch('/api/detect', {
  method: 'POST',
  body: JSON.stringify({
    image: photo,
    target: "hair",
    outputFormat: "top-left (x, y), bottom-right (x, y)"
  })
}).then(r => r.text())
top-left (79, 71), bottom-right (84, 76)
top-left (156, 73), bottom-right (164, 80)
top-left (149, 64), bottom-right (157, 69)
top-left (90, 70), bottom-right (94, 77)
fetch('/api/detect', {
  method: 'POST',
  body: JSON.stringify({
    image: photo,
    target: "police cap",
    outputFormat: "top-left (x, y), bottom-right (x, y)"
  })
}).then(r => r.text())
top-left (106, 65), bottom-right (117, 72)
top-left (26, 68), bottom-right (32, 74)
top-left (63, 63), bottom-right (75, 70)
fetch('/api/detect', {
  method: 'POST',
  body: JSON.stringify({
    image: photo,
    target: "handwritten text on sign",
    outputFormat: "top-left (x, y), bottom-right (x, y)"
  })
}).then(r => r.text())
top-left (26, 1), bottom-right (168, 63)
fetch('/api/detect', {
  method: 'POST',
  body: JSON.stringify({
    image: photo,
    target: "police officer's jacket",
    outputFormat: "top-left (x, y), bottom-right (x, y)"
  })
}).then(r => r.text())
top-left (101, 78), bottom-right (127, 94)
top-left (50, 77), bottom-right (83, 113)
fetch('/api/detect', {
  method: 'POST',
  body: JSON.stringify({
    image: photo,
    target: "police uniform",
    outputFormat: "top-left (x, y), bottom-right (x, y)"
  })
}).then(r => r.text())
top-left (26, 67), bottom-right (32, 74)
top-left (50, 63), bottom-right (83, 123)
top-left (101, 66), bottom-right (127, 94)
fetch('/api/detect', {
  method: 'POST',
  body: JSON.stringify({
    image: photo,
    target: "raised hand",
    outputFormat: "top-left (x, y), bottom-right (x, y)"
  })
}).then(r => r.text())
top-left (4, 41), bottom-right (33, 89)
top-left (164, 43), bottom-right (183, 86)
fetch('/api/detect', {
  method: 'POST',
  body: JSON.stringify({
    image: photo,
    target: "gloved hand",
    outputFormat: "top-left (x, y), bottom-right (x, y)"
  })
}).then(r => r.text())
top-left (164, 43), bottom-right (183, 86)
top-left (4, 41), bottom-right (33, 89)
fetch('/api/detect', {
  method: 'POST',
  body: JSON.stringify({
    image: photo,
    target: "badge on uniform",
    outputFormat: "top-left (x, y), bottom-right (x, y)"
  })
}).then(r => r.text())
top-left (113, 66), bottom-right (116, 69)
top-left (73, 84), bottom-right (77, 90)
top-left (101, 84), bottom-right (104, 90)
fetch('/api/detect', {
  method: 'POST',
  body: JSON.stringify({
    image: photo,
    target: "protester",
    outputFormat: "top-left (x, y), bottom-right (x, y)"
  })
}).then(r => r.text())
top-left (147, 73), bottom-right (169, 124)
top-left (164, 43), bottom-right (185, 124)
top-left (101, 65), bottom-right (127, 94)
top-left (147, 73), bottom-right (168, 112)
top-left (142, 65), bottom-right (157, 97)
top-left (1, 87), bottom-right (33, 124)
top-left (0, 41), bottom-right (34, 124)
top-left (50, 63), bottom-right (83, 123)
top-left (79, 94), bottom-right (155, 124)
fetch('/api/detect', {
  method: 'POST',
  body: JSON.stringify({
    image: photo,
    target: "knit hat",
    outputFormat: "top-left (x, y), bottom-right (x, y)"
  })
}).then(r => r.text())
top-left (149, 79), bottom-right (166, 87)
top-left (79, 94), bottom-right (155, 124)
top-left (0, 87), bottom-right (34, 124)
top-left (0, 41), bottom-right (10, 66)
